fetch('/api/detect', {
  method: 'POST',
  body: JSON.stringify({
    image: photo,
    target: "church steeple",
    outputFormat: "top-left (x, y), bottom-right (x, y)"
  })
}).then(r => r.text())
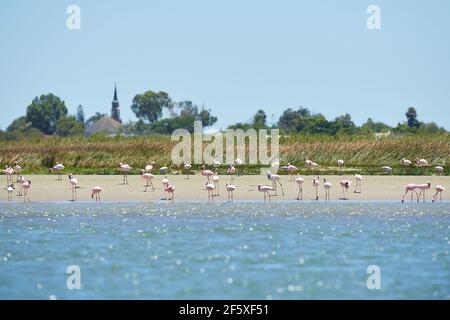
top-left (111, 84), bottom-right (121, 123)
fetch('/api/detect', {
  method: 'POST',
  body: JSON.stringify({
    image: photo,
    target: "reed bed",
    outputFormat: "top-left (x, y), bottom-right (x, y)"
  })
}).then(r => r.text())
top-left (0, 133), bottom-right (448, 175)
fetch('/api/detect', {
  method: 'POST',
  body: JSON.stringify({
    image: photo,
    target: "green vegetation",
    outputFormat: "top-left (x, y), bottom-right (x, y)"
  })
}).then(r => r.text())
top-left (0, 133), bottom-right (448, 176)
top-left (0, 90), bottom-right (448, 176)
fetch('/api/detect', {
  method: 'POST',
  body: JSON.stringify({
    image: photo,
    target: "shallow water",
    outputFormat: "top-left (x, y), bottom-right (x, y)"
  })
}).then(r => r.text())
top-left (0, 201), bottom-right (449, 299)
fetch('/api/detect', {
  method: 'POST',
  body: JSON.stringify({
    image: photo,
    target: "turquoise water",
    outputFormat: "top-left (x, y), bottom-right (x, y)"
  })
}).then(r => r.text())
top-left (0, 201), bottom-right (449, 299)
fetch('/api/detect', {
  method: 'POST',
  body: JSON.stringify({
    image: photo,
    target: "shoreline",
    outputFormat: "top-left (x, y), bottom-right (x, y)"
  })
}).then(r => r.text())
top-left (2, 175), bottom-right (448, 203)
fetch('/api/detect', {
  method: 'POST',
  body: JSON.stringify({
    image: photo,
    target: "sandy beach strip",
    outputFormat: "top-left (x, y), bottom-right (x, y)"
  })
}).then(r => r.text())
top-left (1, 174), bottom-right (448, 203)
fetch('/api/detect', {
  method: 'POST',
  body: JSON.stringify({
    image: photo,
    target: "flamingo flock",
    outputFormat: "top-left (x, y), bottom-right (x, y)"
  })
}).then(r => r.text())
top-left (1, 158), bottom-right (447, 204)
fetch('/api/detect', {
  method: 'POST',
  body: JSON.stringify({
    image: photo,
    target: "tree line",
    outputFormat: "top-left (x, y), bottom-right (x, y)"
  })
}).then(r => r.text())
top-left (0, 91), bottom-right (446, 141)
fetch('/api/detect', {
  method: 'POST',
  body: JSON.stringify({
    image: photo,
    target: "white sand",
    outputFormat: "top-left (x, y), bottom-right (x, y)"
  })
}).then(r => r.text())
top-left (2, 174), bottom-right (448, 203)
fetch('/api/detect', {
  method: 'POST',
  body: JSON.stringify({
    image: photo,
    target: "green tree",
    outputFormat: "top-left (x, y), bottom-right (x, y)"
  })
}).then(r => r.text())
top-left (56, 116), bottom-right (84, 137)
top-left (26, 94), bottom-right (68, 134)
top-left (252, 109), bottom-right (267, 129)
top-left (406, 107), bottom-right (420, 128)
top-left (76, 105), bottom-right (85, 124)
top-left (131, 91), bottom-right (174, 123)
top-left (7, 116), bottom-right (32, 133)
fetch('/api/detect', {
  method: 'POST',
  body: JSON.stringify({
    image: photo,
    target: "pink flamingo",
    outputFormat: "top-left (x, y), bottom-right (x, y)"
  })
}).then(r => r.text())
top-left (418, 182), bottom-right (431, 202)
top-left (337, 159), bottom-right (344, 173)
top-left (145, 161), bottom-right (155, 173)
top-left (212, 174), bottom-right (220, 196)
top-left (267, 171), bottom-right (284, 196)
top-left (258, 184), bottom-right (275, 203)
top-left (354, 174), bottom-right (363, 193)
top-left (91, 186), bottom-right (103, 203)
top-left (3, 166), bottom-right (14, 185)
top-left (305, 160), bottom-right (320, 170)
top-left (339, 179), bottom-right (352, 200)
top-left (284, 163), bottom-right (298, 181)
top-left (205, 182), bottom-right (215, 203)
top-left (50, 163), bottom-right (65, 181)
top-left (118, 163), bottom-right (132, 184)
top-left (140, 170), bottom-right (155, 192)
top-left (323, 178), bottom-right (332, 201)
top-left (434, 166), bottom-right (444, 176)
top-left (68, 174), bottom-right (78, 201)
top-left (164, 184), bottom-right (175, 203)
top-left (22, 179), bottom-right (31, 202)
top-left (17, 175), bottom-right (25, 196)
top-left (161, 178), bottom-right (170, 200)
top-left (227, 164), bottom-right (236, 177)
top-left (226, 183), bottom-right (236, 202)
top-left (401, 158), bottom-right (412, 166)
top-left (201, 165), bottom-right (215, 182)
top-left (401, 183), bottom-right (420, 203)
top-left (4, 185), bottom-right (14, 201)
top-left (432, 185), bottom-right (445, 203)
top-left (295, 176), bottom-right (304, 200)
top-left (14, 161), bottom-right (22, 182)
top-left (382, 166), bottom-right (393, 175)
top-left (312, 177), bottom-right (320, 200)
top-left (415, 158), bottom-right (429, 167)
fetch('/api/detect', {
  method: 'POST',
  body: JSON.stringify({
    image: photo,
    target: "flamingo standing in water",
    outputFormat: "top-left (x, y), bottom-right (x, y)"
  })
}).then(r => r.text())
top-left (339, 179), bottom-right (351, 200)
top-left (17, 175), bottom-right (25, 196)
top-left (4, 185), bottom-right (14, 201)
top-left (118, 163), bottom-right (132, 184)
top-left (212, 173), bottom-right (220, 196)
top-left (50, 163), bottom-right (65, 181)
top-left (283, 163), bottom-right (298, 181)
top-left (312, 177), bottom-right (320, 200)
top-left (337, 159), bottom-right (344, 173)
top-left (432, 185), bottom-right (445, 203)
top-left (68, 174), bottom-right (78, 201)
top-left (226, 183), bottom-right (236, 202)
top-left (4, 166), bottom-right (14, 185)
top-left (91, 186), bottom-right (103, 203)
top-left (22, 179), bottom-right (31, 202)
top-left (140, 170), bottom-right (155, 192)
top-left (434, 166), bottom-right (444, 176)
top-left (401, 183), bottom-right (420, 203)
top-left (183, 163), bottom-right (192, 179)
top-left (161, 177), bottom-right (170, 200)
top-left (267, 171), bottom-right (284, 196)
top-left (323, 178), bottom-right (332, 201)
top-left (201, 165), bottom-right (214, 182)
top-left (354, 174), bottom-right (363, 193)
top-left (295, 176), bottom-right (304, 200)
top-left (205, 182), bottom-right (215, 203)
top-left (14, 162), bottom-right (22, 182)
top-left (258, 184), bottom-right (275, 203)
top-left (418, 182), bottom-right (431, 202)
top-left (164, 184), bottom-right (175, 203)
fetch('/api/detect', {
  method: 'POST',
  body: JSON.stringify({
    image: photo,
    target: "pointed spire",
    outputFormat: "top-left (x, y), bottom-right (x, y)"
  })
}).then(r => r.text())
top-left (113, 84), bottom-right (118, 101)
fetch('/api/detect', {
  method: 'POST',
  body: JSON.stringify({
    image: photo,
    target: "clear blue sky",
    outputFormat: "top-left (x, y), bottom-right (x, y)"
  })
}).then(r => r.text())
top-left (1, 0), bottom-right (449, 130)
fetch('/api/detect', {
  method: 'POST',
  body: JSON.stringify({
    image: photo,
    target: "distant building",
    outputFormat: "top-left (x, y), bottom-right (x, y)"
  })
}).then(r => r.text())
top-left (111, 84), bottom-right (122, 123)
top-left (85, 85), bottom-right (123, 136)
